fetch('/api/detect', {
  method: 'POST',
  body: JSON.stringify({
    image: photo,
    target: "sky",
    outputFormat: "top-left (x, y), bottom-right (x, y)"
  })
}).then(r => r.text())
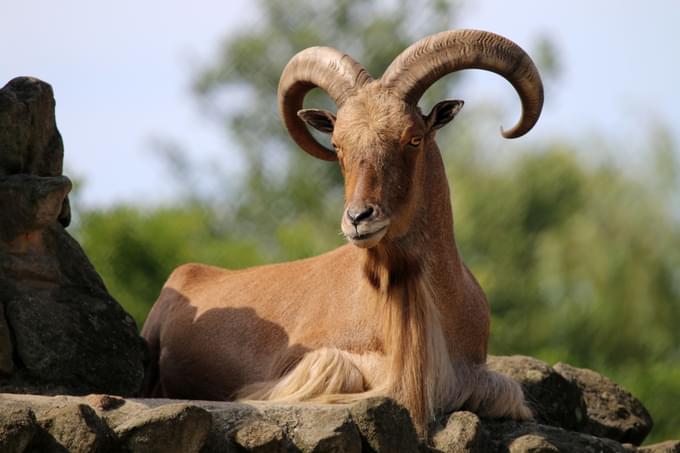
top-left (2, 0), bottom-right (679, 207)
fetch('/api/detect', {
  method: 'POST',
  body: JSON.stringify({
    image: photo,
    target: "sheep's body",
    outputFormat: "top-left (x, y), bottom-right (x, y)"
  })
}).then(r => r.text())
top-left (142, 29), bottom-right (543, 433)
top-left (144, 247), bottom-right (383, 401)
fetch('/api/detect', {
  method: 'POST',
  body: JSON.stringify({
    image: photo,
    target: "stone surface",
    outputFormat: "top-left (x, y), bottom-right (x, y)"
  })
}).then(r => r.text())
top-left (0, 392), bottom-right (676, 453)
top-left (487, 355), bottom-right (587, 431)
top-left (0, 76), bottom-right (147, 397)
top-left (350, 397), bottom-right (420, 453)
top-left (431, 411), bottom-right (491, 453)
top-left (485, 419), bottom-right (628, 453)
top-left (233, 418), bottom-right (292, 452)
top-left (0, 77), bottom-right (69, 226)
top-left (637, 440), bottom-right (680, 453)
top-left (0, 399), bottom-right (38, 453)
top-left (555, 362), bottom-right (654, 445)
top-left (263, 403), bottom-right (361, 453)
top-left (4, 283), bottom-right (144, 396)
top-left (0, 308), bottom-right (13, 376)
top-left (114, 403), bottom-right (212, 453)
top-left (32, 403), bottom-right (113, 453)
top-left (0, 174), bottom-right (71, 241)
top-left (0, 77), bottom-right (64, 178)
top-left (508, 434), bottom-right (560, 452)
top-left (202, 401), bottom-right (263, 452)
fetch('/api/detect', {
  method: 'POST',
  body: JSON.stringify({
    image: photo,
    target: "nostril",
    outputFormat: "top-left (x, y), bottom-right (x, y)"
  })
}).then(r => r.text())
top-left (347, 206), bottom-right (375, 225)
top-left (357, 206), bottom-right (374, 222)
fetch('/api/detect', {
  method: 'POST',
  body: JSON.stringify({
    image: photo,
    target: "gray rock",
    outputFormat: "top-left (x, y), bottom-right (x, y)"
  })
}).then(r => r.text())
top-left (1, 393), bottom-right (677, 453)
top-left (0, 174), bottom-right (71, 241)
top-left (507, 434), bottom-right (560, 452)
top-left (0, 399), bottom-right (38, 453)
top-left (0, 77), bottom-right (69, 227)
top-left (183, 400), bottom-right (281, 452)
top-left (0, 77), bottom-right (63, 178)
top-left (234, 418), bottom-right (292, 452)
top-left (201, 402), bottom-right (263, 452)
top-left (4, 285), bottom-right (144, 396)
top-left (114, 403), bottom-right (212, 453)
top-left (485, 419), bottom-right (628, 453)
top-left (637, 440), bottom-right (680, 453)
top-left (32, 403), bottom-right (113, 453)
top-left (295, 409), bottom-right (361, 453)
top-left (430, 411), bottom-right (491, 453)
top-left (487, 355), bottom-right (587, 431)
top-left (264, 404), bottom-right (361, 453)
top-left (0, 77), bottom-right (147, 397)
top-left (0, 175), bottom-right (71, 241)
top-left (350, 397), bottom-right (420, 453)
top-left (554, 362), bottom-right (653, 445)
top-left (0, 307), bottom-right (13, 376)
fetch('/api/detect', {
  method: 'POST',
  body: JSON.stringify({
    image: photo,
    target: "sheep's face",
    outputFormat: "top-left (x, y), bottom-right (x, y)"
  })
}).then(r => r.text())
top-left (299, 84), bottom-right (463, 248)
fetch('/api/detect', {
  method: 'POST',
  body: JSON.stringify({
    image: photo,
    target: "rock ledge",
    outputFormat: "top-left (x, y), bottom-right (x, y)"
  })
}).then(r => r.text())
top-left (1, 357), bottom-right (676, 453)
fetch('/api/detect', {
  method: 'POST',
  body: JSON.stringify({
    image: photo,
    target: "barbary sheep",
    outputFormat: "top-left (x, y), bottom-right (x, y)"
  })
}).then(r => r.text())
top-left (141, 29), bottom-right (543, 433)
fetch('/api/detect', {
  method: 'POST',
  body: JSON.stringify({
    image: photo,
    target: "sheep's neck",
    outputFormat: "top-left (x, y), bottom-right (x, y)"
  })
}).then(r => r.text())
top-left (360, 144), bottom-right (462, 430)
top-left (364, 143), bottom-right (462, 292)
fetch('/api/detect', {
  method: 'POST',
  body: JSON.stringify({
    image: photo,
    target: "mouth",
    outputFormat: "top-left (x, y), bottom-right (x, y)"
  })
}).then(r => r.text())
top-left (345, 224), bottom-right (389, 248)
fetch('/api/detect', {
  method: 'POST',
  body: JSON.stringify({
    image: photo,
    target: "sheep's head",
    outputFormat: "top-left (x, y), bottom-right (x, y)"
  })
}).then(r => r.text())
top-left (298, 87), bottom-right (463, 248)
top-left (279, 29), bottom-right (544, 248)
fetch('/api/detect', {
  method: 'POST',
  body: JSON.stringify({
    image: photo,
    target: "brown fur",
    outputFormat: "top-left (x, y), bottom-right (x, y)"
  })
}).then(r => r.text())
top-left (142, 36), bottom-right (538, 435)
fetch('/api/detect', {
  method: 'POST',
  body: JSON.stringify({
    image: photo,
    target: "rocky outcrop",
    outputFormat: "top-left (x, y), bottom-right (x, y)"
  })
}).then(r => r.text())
top-left (487, 356), bottom-right (655, 446)
top-left (487, 355), bottom-right (587, 431)
top-left (1, 76), bottom-right (677, 452)
top-left (555, 362), bottom-right (653, 445)
top-left (487, 355), bottom-right (656, 449)
top-left (0, 400), bottom-right (37, 453)
top-left (0, 77), bottom-right (147, 396)
top-left (0, 358), bottom-right (674, 452)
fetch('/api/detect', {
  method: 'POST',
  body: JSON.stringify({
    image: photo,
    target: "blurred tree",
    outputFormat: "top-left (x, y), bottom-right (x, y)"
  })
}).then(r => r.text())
top-left (449, 138), bottom-right (680, 441)
top-left (74, 0), bottom-right (680, 442)
top-left (79, 205), bottom-right (263, 322)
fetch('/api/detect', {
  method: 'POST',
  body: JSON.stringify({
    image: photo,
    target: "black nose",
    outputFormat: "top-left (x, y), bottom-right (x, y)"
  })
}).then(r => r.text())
top-left (347, 205), bottom-right (374, 226)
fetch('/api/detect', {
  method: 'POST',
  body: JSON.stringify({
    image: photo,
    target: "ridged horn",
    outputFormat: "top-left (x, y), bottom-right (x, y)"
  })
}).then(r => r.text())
top-left (382, 29), bottom-right (543, 138)
top-left (279, 47), bottom-right (373, 160)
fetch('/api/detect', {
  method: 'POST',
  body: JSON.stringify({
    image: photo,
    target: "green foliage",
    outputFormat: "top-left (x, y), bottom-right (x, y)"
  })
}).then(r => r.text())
top-left (455, 147), bottom-right (680, 359)
top-left (73, 0), bottom-right (680, 442)
top-left (78, 205), bottom-right (264, 324)
top-left (448, 144), bottom-right (680, 441)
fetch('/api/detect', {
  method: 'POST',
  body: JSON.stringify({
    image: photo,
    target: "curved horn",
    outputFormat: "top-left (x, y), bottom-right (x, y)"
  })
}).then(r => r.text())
top-left (279, 47), bottom-right (373, 160)
top-left (382, 29), bottom-right (543, 138)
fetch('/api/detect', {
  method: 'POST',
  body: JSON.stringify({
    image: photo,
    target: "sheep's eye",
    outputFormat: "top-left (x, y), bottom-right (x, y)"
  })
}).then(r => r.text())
top-left (409, 136), bottom-right (423, 147)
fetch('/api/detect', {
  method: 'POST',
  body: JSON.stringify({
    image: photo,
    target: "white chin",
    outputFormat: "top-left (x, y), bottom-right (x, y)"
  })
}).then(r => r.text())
top-left (347, 228), bottom-right (387, 248)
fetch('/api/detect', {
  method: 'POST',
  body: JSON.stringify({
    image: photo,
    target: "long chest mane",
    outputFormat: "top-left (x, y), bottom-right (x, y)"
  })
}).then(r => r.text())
top-left (364, 247), bottom-right (459, 425)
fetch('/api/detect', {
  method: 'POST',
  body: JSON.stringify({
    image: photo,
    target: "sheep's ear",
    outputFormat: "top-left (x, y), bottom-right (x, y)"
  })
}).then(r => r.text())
top-left (425, 100), bottom-right (464, 130)
top-left (298, 109), bottom-right (336, 134)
